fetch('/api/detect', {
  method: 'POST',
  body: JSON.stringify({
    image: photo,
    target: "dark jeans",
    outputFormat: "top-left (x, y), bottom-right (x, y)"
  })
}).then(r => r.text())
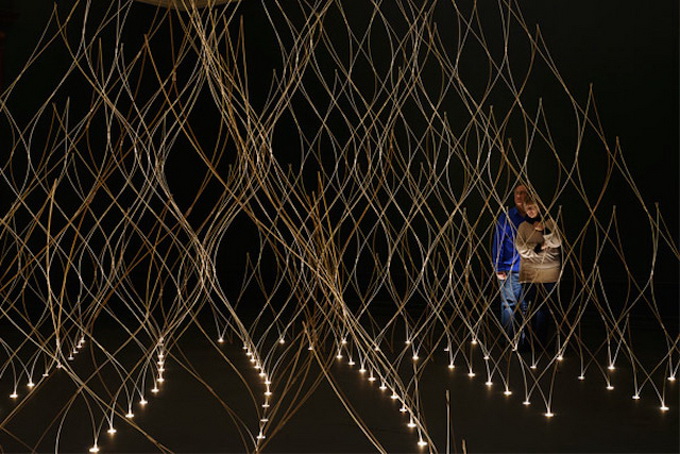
top-left (520, 282), bottom-right (556, 348)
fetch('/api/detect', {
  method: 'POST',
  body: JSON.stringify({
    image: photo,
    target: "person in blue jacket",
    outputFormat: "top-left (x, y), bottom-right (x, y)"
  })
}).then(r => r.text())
top-left (492, 184), bottom-right (529, 345)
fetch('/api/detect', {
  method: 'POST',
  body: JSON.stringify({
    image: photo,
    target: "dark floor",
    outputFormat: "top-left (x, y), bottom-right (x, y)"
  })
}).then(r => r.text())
top-left (0, 312), bottom-right (676, 454)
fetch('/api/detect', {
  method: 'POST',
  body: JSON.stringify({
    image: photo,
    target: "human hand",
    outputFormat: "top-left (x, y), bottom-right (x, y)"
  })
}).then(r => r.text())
top-left (533, 221), bottom-right (544, 231)
top-left (496, 271), bottom-right (507, 280)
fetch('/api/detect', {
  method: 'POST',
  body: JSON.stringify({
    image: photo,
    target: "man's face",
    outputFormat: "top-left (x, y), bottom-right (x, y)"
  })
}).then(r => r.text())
top-left (514, 185), bottom-right (528, 211)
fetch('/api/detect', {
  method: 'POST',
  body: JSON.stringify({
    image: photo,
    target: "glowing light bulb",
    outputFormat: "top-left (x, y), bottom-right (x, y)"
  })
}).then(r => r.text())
top-left (9, 393), bottom-right (18, 399)
top-left (530, 364), bottom-right (537, 370)
top-left (608, 365), bottom-right (615, 370)
top-left (217, 338), bottom-right (224, 344)
top-left (399, 406), bottom-right (407, 413)
top-left (545, 412), bottom-right (554, 418)
top-left (56, 364), bottom-right (63, 369)
top-left (256, 433), bottom-right (265, 440)
top-left (157, 377), bottom-right (165, 383)
top-left (668, 376), bottom-right (676, 382)
top-left (157, 360), bottom-right (164, 366)
top-left (407, 421), bottom-right (416, 428)
top-left (483, 356), bottom-right (490, 361)
top-left (448, 364), bottom-right (455, 369)
top-left (359, 368), bottom-right (367, 374)
top-left (660, 405), bottom-right (669, 411)
top-left (341, 339), bottom-right (347, 345)
top-left (264, 380), bottom-right (271, 385)
top-left (374, 346), bottom-right (380, 351)
top-left (379, 384), bottom-right (387, 391)
top-left (139, 399), bottom-right (148, 405)
top-left (412, 355), bottom-right (419, 361)
top-left (503, 390), bottom-right (512, 396)
top-left (405, 340), bottom-right (411, 345)
top-left (471, 339), bottom-right (478, 345)
top-left (158, 353), bottom-right (164, 359)
top-left (523, 401), bottom-right (531, 406)
top-left (42, 372), bottom-right (49, 377)
top-left (632, 395), bottom-right (640, 400)
top-left (606, 385), bottom-right (614, 390)
top-left (260, 418), bottom-right (269, 422)
top-left (418, 440), bottom-right (427, 447)
top-left (259, 372), bottom-right (266, 377)
top-left (107, 428), bottom-right (116, 435)
top-left (443, 347), bottom-right (450, 352)
top-left (125, 412), bottom-right (134, 419)
top-left (246, 352), bottom-right (252, 357)
top-left (68, 355), bottom-right (74, 361)
top-left (89, 445), bottom-right (99, 453)
top-left (264, 391), bottom-right (272, 397)
top-left (336, 354), bottom-right (343, 359)
top-left (390, 393), bottom-right (399, 400)
top-left (467, 372), bottom-right (475, 377)
top-left (485, 381), bottom-right (493, 387)
top-left (249, 358), bottom-right (256, 363)
top-left (278, 339), bottom-right (285, 344)
top-left (262, 403), bottom-right (270, 408)
top-left (27, 382), bottom-right (35, 388)
top-left (578, 375), bottom-right (585, 380)
top-left (348, 360), bottom-right (355, 366)
top-left (151, 387), bottom-right (159, 394)
top-left (307, 346), bottom-right (313, 351)
top-left (556, 356), bottom-right (564, 361)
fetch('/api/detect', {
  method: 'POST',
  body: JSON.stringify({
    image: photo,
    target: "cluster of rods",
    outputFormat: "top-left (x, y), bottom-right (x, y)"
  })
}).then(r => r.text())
top-left (0, 0), bottom-right (676, 452)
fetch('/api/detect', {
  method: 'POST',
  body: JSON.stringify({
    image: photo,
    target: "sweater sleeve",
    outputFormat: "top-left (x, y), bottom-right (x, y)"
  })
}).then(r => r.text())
top-left (542, 219), bottom-right (562, 249)
top-left (515, 223), bottom-right (543, 260)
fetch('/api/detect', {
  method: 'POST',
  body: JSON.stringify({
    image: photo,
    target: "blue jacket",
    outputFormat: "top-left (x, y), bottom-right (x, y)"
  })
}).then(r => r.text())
top-left (492, 207), bottom-right (527, 273)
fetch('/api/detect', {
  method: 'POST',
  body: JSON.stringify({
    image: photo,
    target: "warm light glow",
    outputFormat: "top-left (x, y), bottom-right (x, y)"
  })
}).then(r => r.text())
top-left (399, 406), bottom-right (407, 413)
top-left (407, 421), bottom-right (416, 428)
top-left (27, 382), bottom-right (35, 388)
top-left (448, 364), bottom-right (455, 369)
top-left (368, 376), bottom-right (376, 382)
top-left (530, 364), bottom-right (537, 370)
top-left (485, 381), bottom-right (493, 387)
top-left (151, 387), bottom-right (159, 394)
top-left (578, 375), bottom-right (585, 380)
top-left (545, 412), bottom-right (554, 418)
top-left (443, 347), bottom-right (449, 352)
top-left (89, 445), bottom-right (99, 453)
top-left (341, 339), bottom-right (347, 345)
top-left (418, 440), bottom-right (427, 447)
top-left (632, 395), bottom-right (640, 400)
top-left (483, 356), bottom-right (489, 361)
top-left (157, 377), bottom-right (165, 383)
top-left (217, 338), bottom-right (224, 343)
top-left (390, 393), bottom-right (399, 400)
top-left (125, 412), bottom-right (134, 418)
top-left (412, 355), bottom-right (419, 361)
top-left (471, 339), bottom-right (477, 345)
top-left (336, 354), bottom-right (343, 359)
top-left (9, 393), bottom-right (18, 399)
top-left (523, 401), bottom-right (531, 406)
top-left (668, 376), bottom-right (676, 382)
top-left (503, 390), bottom-right (512, 396)
top-left (262, 403), bottom-right (270, 408)
top-left (556, 356), bottom-right (564, 361)
top-left (278, 339), bottom-right (285, 344)
top-left (660, 405), bottom-right (669, 411)
top-left (467, 372), bottom-right (475, 377)
top-left (260, 418), bottom-right (269, 422)
top-left (405, 340), bottom-right (411, 345)
top-left (379, 384), bottom-right (387, 390)
top-left (348, 360), bottom-right (355, 366)
top-left (608, 365), bottom-right (615, 370)
top-left (374, 346), bottom-right (380, 351)
top-left (256, 433), bottom-right (265, 440)
top-left (264, 391), bottom-right (272, 396)
top-left (140, 399), bottom-right (148, 405)
top-left (606, 385), bottom-right (614, 390)
top-left (107, 428), bottom-right (117, 435)
top-left (359, 368), bottom-right (367, 373)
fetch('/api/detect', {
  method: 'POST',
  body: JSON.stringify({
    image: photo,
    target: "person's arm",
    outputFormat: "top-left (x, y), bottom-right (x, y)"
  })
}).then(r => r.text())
top-left (515, 223), bottom-right (543, 259)
top-left (541, 219), bottom-right (562, 249)
top-left (492, 216), bottom-right (508, 279)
